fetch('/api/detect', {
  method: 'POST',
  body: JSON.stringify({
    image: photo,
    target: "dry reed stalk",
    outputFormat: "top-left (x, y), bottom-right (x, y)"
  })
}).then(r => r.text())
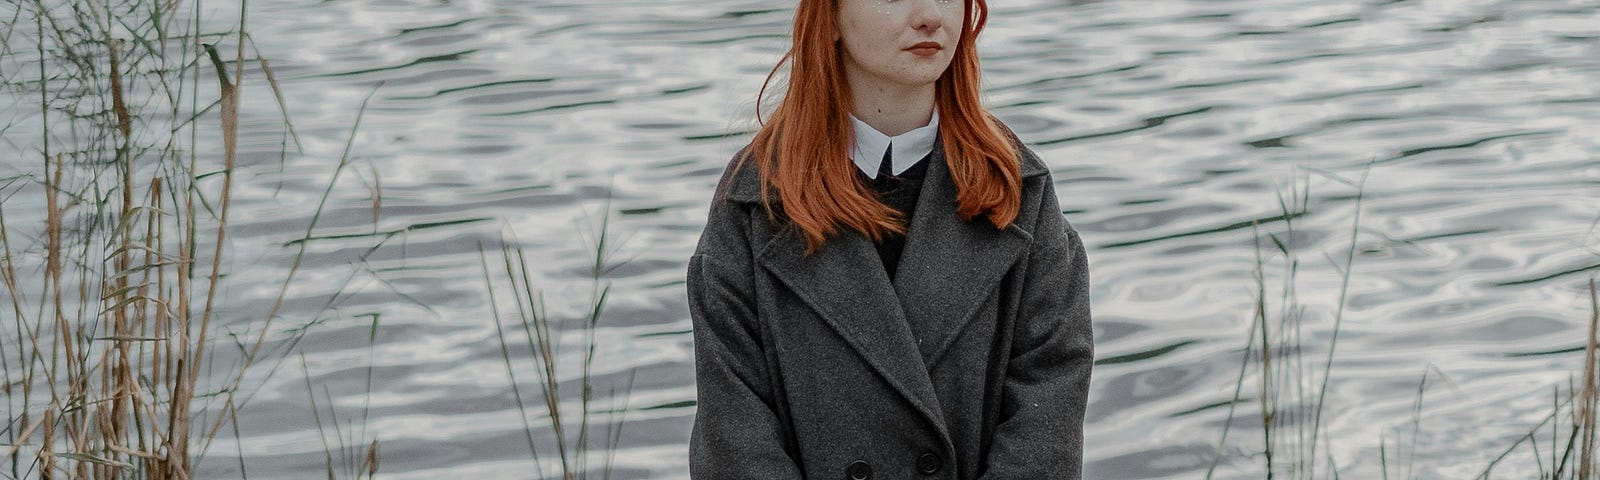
top-left (42, 151), bottom-right (73, 480)
top-left (1257, 247), bottom-right (1276, 479)
top-left (168, 4), bottom-right (203, 472)
top-left (194, 82), bottom-right (380, 465)
top-left (1549, 386), bottom-right (1558, 478)
top-left (133, 176), bottom-right (165, 468)
top-left (192, 38), bottom-right (239, 390)
top-left (243, 32), bottom-right (303, 153)
top-left (178, 39), bottom-right (240, 472)
top-left (363, 439), bottom-right (379, 477)
top-left (0, 195), bottom-right (27, 350)
top-left (46, 152), bottom-right (68, 391)
top-left (505, 244), bottom-right (571, 476)
top-left (1, 197), bottom-right (29, 479)
top-left (106, 35), bottom-right (135, 479)
top-left (1582, 279), bottom-right (1600, 479)
top-left (41, 409), bottom-right (54, 480)
top-left (480, 243), bottom-right (548, 478)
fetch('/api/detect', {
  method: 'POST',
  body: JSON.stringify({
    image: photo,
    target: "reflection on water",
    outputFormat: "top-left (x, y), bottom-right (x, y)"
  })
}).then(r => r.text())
top-left (4, 0), bottom-right (1599, 478)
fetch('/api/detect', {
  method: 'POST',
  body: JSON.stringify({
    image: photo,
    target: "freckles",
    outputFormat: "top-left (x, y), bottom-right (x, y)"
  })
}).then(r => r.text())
top-left (871, 0), bottom-right (891, 16)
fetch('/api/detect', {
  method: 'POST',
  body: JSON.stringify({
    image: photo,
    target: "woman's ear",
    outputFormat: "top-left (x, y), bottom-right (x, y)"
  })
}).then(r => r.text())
top-left (832, 9), bottom-right (841, 42)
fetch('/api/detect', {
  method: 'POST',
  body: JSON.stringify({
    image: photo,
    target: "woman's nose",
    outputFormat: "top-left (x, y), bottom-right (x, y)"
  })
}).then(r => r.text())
top-left (909, 0), bottom-right (945, 32)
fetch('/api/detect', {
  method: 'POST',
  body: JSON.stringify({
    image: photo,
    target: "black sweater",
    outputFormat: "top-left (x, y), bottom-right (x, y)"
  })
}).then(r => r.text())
top-left (856, 150), bottom-right (932, 279)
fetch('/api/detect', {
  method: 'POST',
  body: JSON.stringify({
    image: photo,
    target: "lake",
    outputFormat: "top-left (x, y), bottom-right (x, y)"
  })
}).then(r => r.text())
top-left (2, 0), bottom-right (1598, 478)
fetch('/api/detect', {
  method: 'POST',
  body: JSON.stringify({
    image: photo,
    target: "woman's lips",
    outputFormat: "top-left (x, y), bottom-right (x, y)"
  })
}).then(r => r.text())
top-left (905, 42), bottom-right (942, 56)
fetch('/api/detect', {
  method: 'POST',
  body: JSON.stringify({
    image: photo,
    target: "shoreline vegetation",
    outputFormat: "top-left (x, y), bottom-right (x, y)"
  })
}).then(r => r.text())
top-left (0, 0), bottom-right (380, 477)
top-left (1, 0), bottom-right (278, 476)
top-left (479, 195), bottom-right (636, 479)
top-left (1, 1), bottom-right (629, 478)
top-left (1205, 165), bottom-right (1600, 479)
top-left (2, 1), bottom-right (1595, 479)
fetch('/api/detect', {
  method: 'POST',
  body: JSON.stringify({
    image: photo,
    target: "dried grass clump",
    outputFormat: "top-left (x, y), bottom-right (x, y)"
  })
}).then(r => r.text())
top-left (1, 1), bottom-right (372, 478)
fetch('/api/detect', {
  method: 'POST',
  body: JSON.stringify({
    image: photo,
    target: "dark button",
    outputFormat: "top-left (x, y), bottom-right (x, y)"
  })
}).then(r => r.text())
top-left (916, 451), bottom-right (942, 475)
top-left (847, 459), bottom-right (872, 480)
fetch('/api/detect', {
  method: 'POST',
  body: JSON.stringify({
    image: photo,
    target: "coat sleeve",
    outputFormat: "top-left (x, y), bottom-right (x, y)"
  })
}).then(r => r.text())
top-left (686, 247), bottom-right (804, 479)
top-left (978, 175), bottom-right (1095, 479)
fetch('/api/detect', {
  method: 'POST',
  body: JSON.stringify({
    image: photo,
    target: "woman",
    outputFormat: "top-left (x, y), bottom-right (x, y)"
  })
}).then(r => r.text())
top-left (686, 0), bottom-right (1093, 478)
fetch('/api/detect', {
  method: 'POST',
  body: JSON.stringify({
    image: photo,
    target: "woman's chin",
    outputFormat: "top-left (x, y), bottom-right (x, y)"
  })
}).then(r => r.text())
top-left (878, 67), bottom-right (949, 90)
top-left (893, 74), bottom-right (946, 90)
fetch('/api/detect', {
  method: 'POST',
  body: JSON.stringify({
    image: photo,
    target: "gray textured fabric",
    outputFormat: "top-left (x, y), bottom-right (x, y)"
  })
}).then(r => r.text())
top-left (687, 130), bottom-right (1093, 480)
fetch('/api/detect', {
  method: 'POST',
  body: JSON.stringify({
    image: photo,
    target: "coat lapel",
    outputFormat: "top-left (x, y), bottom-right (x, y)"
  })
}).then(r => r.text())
top-left (757, 220), bottom-right (951, 446)
top-left (893, 145), bottom-right (1034, 369)
top-left (726, 138), bottom-right (1049, 449)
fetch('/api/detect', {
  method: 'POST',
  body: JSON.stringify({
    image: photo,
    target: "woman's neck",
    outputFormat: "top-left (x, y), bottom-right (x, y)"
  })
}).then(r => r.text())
top-left (849, 83), bottom-right (937, 137)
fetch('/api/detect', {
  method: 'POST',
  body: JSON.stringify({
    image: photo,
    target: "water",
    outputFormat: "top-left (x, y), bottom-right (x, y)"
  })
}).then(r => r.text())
top-left (3, 0), bottom-right (1599, 478)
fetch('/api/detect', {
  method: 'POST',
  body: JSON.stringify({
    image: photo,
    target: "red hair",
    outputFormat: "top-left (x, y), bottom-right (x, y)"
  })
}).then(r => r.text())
top-left (738, 0), bottom-right (1020, 255)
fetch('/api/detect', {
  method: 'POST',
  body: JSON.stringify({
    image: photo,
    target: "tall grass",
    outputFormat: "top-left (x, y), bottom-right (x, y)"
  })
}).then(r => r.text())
top-left (0, 0), bottom-right (373, 478)
top-left (478, 198), bottom-right (635, 480)
top-left (1207, 162), bottom-right (1600, 479)
top-left (1206, 168), bottom-right (1344, 480)
top-left (5, 1), bottom-right (641, 478)
top-left (1476, 280), bottom-right (1600, 480)
top-left (296, 314), bottom-right (381, 480)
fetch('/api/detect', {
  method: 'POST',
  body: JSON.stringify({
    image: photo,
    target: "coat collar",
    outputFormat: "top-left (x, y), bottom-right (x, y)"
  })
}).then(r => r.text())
top-left (737, 140), bottom-right (1048, 448)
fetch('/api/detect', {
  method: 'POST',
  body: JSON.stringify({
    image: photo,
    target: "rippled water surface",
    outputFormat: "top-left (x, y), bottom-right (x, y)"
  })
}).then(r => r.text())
top-left (6, 0), bottom-right (1600, 478)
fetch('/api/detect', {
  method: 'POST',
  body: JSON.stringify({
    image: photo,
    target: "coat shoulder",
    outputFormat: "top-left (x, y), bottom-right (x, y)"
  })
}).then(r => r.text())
top-left (696, 145), bottom-right (774, 262)
top-left (713, 144), bottom-right (770, 206)
top-left (987, 116), bottom-right (1049, 180)
top-left (995, 121), bottom-right (1081, 240)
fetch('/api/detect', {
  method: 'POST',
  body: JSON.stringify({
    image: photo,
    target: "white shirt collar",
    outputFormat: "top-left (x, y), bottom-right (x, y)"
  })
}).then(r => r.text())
top-left (849, 108), bottom-right (940, 178)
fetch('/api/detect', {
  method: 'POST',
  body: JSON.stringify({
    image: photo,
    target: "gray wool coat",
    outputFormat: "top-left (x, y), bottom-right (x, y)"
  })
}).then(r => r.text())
top-left (686, 133), bottom-right (1093, 480)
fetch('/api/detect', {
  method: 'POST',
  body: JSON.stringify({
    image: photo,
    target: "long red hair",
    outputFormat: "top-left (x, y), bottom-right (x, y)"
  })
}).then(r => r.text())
top-left (740, 0), bottom-right (1020, 254)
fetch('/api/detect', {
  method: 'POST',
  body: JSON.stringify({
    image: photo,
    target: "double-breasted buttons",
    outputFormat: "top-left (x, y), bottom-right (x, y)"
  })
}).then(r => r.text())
top-left (916, 451), bottom-right (943, 475)
top-left (846, 460), bottom-right (873, 480)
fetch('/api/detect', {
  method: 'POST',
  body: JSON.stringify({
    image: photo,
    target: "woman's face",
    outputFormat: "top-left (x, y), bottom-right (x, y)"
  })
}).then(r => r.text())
top-left (836, 0), bottom-right (965, 91)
